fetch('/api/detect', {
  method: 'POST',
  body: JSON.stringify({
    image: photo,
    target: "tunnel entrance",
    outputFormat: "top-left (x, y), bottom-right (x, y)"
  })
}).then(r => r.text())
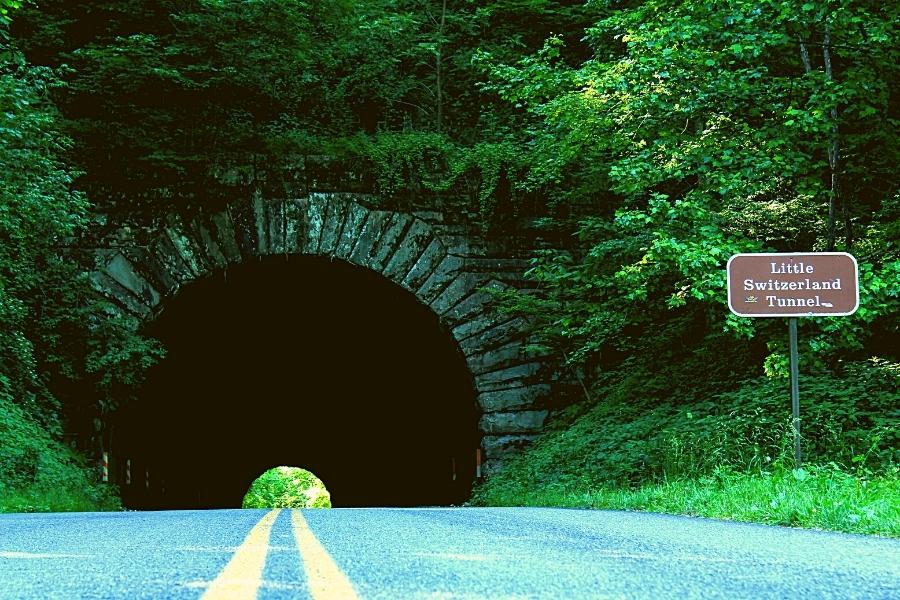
top-left (113, 255), bottom-right (480, 509)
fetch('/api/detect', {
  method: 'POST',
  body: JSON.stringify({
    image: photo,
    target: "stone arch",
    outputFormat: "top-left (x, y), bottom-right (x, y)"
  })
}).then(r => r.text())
top-left (91, 192), bottom-right (551, 473)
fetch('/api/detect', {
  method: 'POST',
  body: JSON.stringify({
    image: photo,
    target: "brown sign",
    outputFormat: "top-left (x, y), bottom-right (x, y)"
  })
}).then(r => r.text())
top-left (727, 253), bottom-right (859, 317)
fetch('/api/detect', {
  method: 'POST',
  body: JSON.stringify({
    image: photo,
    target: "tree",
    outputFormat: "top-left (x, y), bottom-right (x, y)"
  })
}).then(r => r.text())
top-left (1, 10), bottom-right (163, 445)
top-left (11, 0), bottom-right (593, 214)
top-left (478, 0), bottom-right (899, 376)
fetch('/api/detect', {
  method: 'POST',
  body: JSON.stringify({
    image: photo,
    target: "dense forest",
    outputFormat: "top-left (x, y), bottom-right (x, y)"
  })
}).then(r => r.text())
top-left (1, 0), bottom-right (897, 529)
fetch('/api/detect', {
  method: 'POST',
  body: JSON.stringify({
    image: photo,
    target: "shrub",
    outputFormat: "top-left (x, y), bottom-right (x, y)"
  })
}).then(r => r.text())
top-left (242, 466), bottom-right (332, 509)
top-left (474, 358), bottom-right (899, 499)
top-left (0, 392), bottom-right (121, 513)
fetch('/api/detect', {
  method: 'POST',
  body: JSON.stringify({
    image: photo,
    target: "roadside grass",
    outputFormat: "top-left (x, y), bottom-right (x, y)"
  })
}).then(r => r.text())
top-left (1, 394), bottom-right (121, 513)
top-left (475, 465), bottom-right (900, 537)
top-left (0, 485), bottom-right (122, 513)
top-left (471, 359), bottom-right (899, 537)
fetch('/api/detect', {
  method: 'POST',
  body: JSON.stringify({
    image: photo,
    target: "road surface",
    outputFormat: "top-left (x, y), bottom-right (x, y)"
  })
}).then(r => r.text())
top-left (1, 508), bottom-right (898, 598)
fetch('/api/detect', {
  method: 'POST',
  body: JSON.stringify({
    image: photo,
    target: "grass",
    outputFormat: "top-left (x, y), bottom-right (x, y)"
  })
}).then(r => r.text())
top-left (474, 464), bottom-right (900, 537)
top-left (471, 359), bottom-right (900, 537)
top-left (1, 394), bottom-right (122, 514)
top-left (0, 485), bottom-right (122, 513)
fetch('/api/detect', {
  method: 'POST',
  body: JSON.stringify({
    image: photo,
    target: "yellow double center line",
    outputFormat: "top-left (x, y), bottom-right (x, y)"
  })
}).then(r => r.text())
top-left (202, 509), bottom-right (360, 600)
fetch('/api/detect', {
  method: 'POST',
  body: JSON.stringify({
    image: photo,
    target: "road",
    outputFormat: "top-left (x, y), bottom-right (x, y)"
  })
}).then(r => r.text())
top-left (1, 508), bottom-right (898, 599)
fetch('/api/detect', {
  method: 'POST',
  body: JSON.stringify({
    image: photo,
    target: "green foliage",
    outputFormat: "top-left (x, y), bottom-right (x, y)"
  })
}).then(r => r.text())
top-left (474, 1), bottom-right (898, 526)
top-left (0, 42), bottom-right (164, 415)
top-left (481, 0), bottom-right (899, 370)
top-left (475, 464), bottom-right (900, 537)
top-left (11, 0), bottom-right (591, 219)
top-left (475, 358), bottom-right (898, 494)
top-left (0, 56), bottom-right (75, 423)
top-left (0, 0), bottom-right (22, 32)
top-left (350, 131), bottom-right (523, 220)
top-left (0, 392), bottom-right (121, 513)
top-left (3, 0), bottom-right (898, 522)
top-left (242, 466), bottom-right (332, 509)
top-left (0, 24), bottom-right (162, 507)
top-left (474, 358), bottom-right (899, 536)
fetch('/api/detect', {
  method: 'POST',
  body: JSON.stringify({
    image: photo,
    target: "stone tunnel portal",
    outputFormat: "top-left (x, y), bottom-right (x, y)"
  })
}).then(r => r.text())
top-left (114, 255), bottom-right (480, 509)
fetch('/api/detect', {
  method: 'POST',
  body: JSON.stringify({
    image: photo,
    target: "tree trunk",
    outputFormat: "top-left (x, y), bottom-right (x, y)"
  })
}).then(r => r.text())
top-left (822, 24), bottom-right (844, 251)
top-left (800, 28), bottom-right (848, 251)
top-left (798, 37), bottom-right (813, 73)
top-left (435, 0), bottom-right (446, 133)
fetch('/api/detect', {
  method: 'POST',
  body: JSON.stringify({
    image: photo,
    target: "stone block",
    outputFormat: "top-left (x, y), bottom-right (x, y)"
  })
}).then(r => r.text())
top-left (430, 272), bottom-right (478, 315)
top-left (459, 317), bottom-right (529, 356)
top-left (151, 233), bottom-right (194, 286)
top-left (416, 255), bottom-right (464, 304)
top-left (442, 284), bottom-right (504, 325)
top-left (465, 340), bottom-right (524, 375)
top-left (253, 192), bottom-right (268, 255)
top-left (121, 248), bottom-right (178, 296)
top-left (382, 220), bottom-right (433, 280)
top-left (302, 196), bottom-right (327, 254)
top-left (481, 435), bottom-right (540, 461)
top-left (318, 195), bottom-right (349, 256)
top-left (474, 362), bottom-right (542, 392)
top-left (164, 214), bottom-right (208, 276)
top-left (229, 197), bottom-right (259, 259)
top-left (348, 210), bottom-right (390, 267)
top-left (209, 209), bottom-right (242, 263)
top-left (452, 312), bottom-right (511, 342)
top-left (479, 410), bottom-right (549, 434)
top-left (90, 272), bottom-right (151, 317)
top-left (103, 253), bottom-right (161, 308)
top-left (369, 213), bottom-right (413, 272)
top-left (401, 238), bottom-right (446, 292)
top-left (283, 198), bottom-right (307, 254)
top-left (264, 199), bottom-right (286, 255)
top-left (191, 217), bottom-right (229, 270)
top-left (334, 202), bottom-right (369, 260)
top-left (480, 460), bottom-right (505, 477)
top-left (477, 384), bottom-right (551, 412)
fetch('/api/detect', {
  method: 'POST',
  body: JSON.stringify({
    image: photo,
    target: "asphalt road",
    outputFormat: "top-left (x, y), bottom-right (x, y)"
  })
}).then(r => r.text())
top-left (1, 507), bottom-right (898, 599)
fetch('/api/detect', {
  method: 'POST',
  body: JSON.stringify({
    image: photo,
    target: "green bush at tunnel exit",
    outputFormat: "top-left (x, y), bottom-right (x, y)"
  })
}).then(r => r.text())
top-left (242, 466), bottom-right (332, 509)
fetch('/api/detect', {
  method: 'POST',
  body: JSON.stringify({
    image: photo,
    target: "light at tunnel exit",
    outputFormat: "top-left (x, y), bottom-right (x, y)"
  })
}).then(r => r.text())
top-left (113, 255), bottom-right (480, 509)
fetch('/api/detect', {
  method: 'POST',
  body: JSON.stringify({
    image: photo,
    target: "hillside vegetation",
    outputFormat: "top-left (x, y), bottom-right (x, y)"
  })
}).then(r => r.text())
top-left (472, 360), bottom-right (899, 536)
top-left (1, 0), bottom-right (162, 511)
top-left (1, 0), bottom-right (897, 523)
top-left (0, 394), bottom-right (120, 512)
top-left (463, 0), bottom-right (899, 535)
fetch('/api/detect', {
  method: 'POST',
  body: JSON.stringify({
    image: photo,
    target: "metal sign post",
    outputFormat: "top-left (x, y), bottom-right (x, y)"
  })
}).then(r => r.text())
top-left (788, 317), bottom-right (801, 465)
top-left (727, 252), bottom-right (859, 467)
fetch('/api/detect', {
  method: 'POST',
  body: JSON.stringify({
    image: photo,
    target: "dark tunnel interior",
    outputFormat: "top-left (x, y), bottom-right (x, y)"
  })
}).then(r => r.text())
top-left (113, 256), bottom-right (480, 509)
